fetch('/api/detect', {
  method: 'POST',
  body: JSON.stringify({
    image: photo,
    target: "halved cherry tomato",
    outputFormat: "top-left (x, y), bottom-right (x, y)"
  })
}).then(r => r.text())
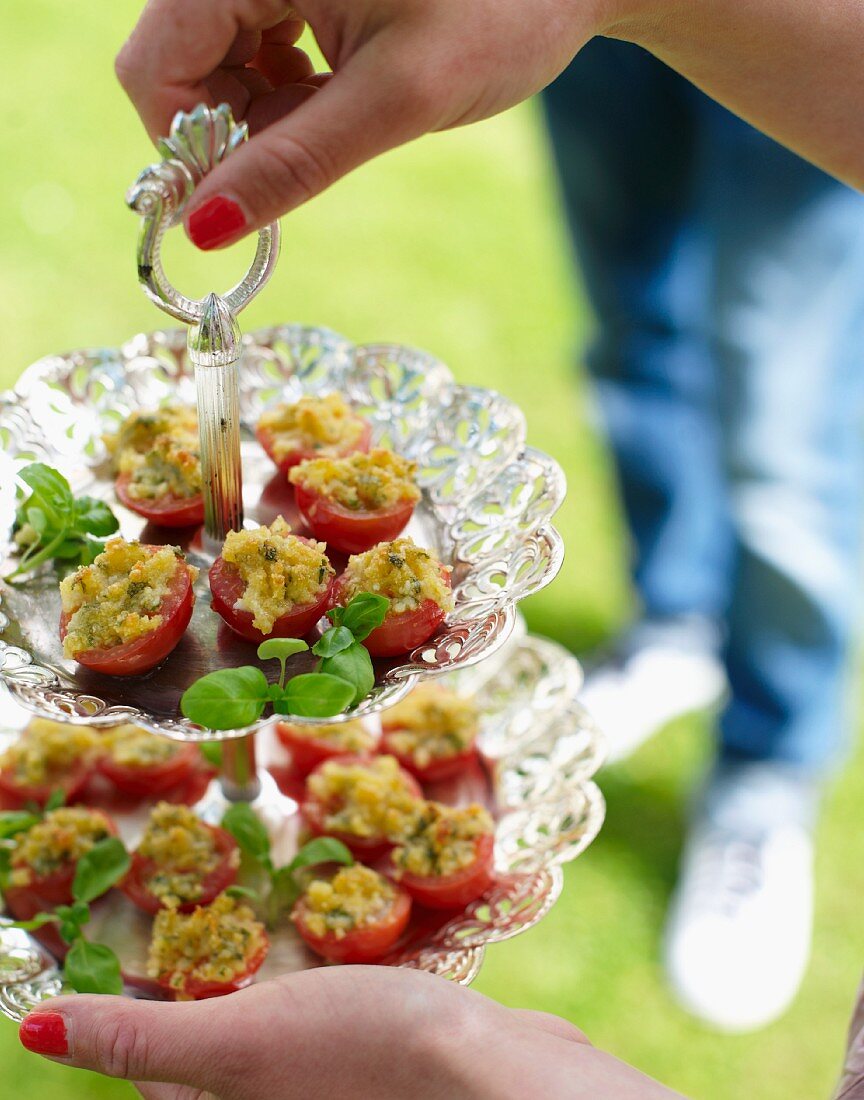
top-left (301, 754), bottom-right (422, 859)
top-left (332, 574), bottom-right (450, 658)
top-left (115, 473), bottom-right (204, 528)
top-left (292, 885), bottom-right (411, 963)
top-left (0, 760), bottom-right (92, 811)
top-left (256, 417), bottom-right (372, 476)
top-left (393, 831), bottom-right (495, 910)
top-left (3, 811), bottom-right (118, 920)
top-left (377, 733), bottom-right (478, 784)
top-left (209, 555), bottom-right (333, 644)
top-left (156, 938), bottom-right (270, 1000)
top-left (59, 550), bottom-right (195, 677)
top-left (275, 722), bottom-right (373, 778)
top-left (121, 824), bottom-right (239, 915)
top-left (294, 485), bottom-right (415, 555)
top-left (97, 741), bottom-right (201, 799)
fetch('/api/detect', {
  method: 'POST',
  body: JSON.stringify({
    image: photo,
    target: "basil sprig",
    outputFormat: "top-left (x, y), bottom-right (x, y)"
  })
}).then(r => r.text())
top-left (180, 592), bottom-right (389, 730)
top-left (6, 463), bottom-right (119, 580)
top-left (221, 802), bottom-right (353, 924)
top-left (2, 837), bottom-right (130, 995)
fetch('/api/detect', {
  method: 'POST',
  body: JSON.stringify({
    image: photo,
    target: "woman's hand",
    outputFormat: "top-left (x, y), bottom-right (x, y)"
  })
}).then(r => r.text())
top-left (19, 965), bottom-right (683, 1099)
top-left (115, 0), bottom-right (619, 249)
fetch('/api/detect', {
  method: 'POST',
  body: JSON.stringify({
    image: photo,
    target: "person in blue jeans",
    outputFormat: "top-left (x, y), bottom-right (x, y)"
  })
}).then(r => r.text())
top-left (543, 38), bottom-right (864, 1032)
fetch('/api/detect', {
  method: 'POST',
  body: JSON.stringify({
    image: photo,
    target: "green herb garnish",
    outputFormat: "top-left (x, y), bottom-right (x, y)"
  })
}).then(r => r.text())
top-left (180, 593), bottom-right (389, 730)
top-left (221, 802), bottom-right (353, 924)
top-left (2, 836), bottom-right (130, 995)
top-left (5, 463), bottom-right (119, 580)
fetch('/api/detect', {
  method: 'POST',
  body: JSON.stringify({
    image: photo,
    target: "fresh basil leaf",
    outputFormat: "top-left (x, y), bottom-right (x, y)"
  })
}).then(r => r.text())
top-left (44, 789), bottom-right (66, 812)
top-left (55, 900), bottom-right (90, 928)
top-left (25, 507), bottom-right (47, 534)
top-left (318, 642), bottom-right (375, 706)
top-left (1, 912), bottom-right (58, 932)
top-left (275, 673), bottom-right (355, 718)
top-left (59, 920), bottom-right (83, 945)
top-left (287, 837), bottom-right (354, 875)
top-left (0, 811), bottom-right (41, 840)
top-left (256, 638), bottom-right (309, 663)
top-left (74, 496), bottom-right (120, 537)
top-left (19, 463), bottom-right (74, 522)
top-left (222, 803), bottom-right (272, 868)
top-left (64, 939), bottom-right (123, 995)
top-left (0, 848), bottom-right (11, 891)
top-left (269, 865), bottom-right (300, 912)
top-left (257, 637), bottom-right (309, 691)
top-left (181, 666), bottom-right (269, 730)
top-left (198, 742), bottom-right (223, 768)
top-left (326, 606), bottom-right (345, 628)
top-left (312, 626), bottom-right (354, 659)
top-left (72, 837), bottom-right (130, 905)
top-left (225, 885), bottom-right (260, 902)
top-left (341, 593), bottom-right (390, 641)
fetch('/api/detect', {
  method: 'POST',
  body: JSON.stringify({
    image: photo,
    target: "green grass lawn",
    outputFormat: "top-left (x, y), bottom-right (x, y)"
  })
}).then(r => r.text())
top-left (2, 3), bottom-right (862, 1097)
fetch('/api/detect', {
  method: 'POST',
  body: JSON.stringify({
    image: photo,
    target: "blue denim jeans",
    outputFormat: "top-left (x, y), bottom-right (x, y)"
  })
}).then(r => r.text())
top-left (543, 39), bottom-right (864, 771)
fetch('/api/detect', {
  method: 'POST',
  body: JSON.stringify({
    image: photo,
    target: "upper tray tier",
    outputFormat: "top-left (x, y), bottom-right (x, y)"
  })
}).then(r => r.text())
top-left (0, 325), bottom-right (565, 737)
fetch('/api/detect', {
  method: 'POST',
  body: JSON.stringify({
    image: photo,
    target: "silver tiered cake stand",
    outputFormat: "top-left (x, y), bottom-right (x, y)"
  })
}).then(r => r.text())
top-left (0, 106), bottom-right (605, 1017)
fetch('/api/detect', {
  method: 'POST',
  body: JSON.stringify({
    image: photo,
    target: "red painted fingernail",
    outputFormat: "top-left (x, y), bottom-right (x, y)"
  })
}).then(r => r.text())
top-left (187, 195), bottom-right (247, 250)
top-left (20, 1012), bottom-right (68, 1056)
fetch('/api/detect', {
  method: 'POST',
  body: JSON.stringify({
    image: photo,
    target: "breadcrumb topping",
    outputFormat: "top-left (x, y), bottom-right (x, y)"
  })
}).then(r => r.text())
top-left (383, 685), bottom-right (479, 767)
top-left (148, 893), bottom-right (266, 993)
top-left (59, 539), bottom-right (196, 658)
top-left (307, 755), bottom-right (420, 840)
top-left (339, 538), bottom-right (453, 614)
top-left (290, 448), bottom-right (420, 511)
top-left (220, 517), bottom-right (332, 634)
top-left (0, 719), bottom-right (98, 786)
top-left (299, 865), bottom-right (397, 939)
top-left (11, 807), bottom-right (112, 885)
top-left (393, 802), bottom-right (494, 878)
top-left (258, 393), bottom-right (365, 461)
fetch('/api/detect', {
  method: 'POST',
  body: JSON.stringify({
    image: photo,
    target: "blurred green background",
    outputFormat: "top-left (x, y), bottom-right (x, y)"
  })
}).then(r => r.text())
top-left (2, 3), bottom-right (862, 1098)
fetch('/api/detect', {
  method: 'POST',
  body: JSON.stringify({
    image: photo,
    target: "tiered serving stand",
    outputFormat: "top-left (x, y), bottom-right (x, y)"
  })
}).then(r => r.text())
top-left (0, 107), bottom-right (605, 1020)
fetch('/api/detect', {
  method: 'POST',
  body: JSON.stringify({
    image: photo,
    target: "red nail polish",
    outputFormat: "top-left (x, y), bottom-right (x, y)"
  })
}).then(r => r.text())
top-left (187, 195), bottom-right (247, 250)
top-left (20, 1012), bottom-right (68, 1056)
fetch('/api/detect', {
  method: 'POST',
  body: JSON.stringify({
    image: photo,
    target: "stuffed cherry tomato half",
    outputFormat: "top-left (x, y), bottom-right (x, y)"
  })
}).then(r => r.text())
top-left (275, 720), bottom-right (376, 778)
top-left (331, 538), bottom-right (453, 658)
top-left (115, 473), bottom-right (204, 528)
top-left (379, 684), bottom-right (480, 782)
top-left (292, 865), bottom-right (412, 964)
top-left (289, 449), bottom-right (420, 554)
top-left (391, 802), bottom-right (495, 910)
top-left (97, 724), bottom-right (201, 798)
top-left (301, 754), bottom-right (422, 859)
top-left (0, 719), bottom-right (99, 810)
top-left (256, 393), bottom-right (372, 475)
top-left (148, 894), bottom-right (269, 1000)
top-left (122, 803), bottom-right (239, 915)
top-left (59, 539), bottom-right (197, 677)
top-left (208, 517), bottom-right (334, 644)
top-left (4, 807), bottom-right (118, 921)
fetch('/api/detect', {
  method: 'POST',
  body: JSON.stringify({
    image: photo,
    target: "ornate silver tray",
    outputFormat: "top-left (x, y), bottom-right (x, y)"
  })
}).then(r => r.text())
top-left (0, 633), bottom-right (605, 1018)
top-left (0, 324), bottom-right (565, 737)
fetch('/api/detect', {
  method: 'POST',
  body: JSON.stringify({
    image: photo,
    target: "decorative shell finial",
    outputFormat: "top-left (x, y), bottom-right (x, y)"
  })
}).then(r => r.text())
top-left (127, 103), bottom-right (248, 226)
top-left (125, 102), bottom-right (279, 326)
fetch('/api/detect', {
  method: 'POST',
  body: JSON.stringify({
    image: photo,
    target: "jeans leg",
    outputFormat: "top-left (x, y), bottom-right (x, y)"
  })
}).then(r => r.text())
top-left (698, 101), bottom-right (864, 770)
top-left (543, 41), bottom-right (733, 622)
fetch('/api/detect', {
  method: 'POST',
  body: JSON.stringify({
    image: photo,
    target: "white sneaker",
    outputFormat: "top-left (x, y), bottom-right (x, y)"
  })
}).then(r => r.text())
top-left (580, 617), bottom-right (727, 763)
top-left (664, 766), bottom-right (815, 1032)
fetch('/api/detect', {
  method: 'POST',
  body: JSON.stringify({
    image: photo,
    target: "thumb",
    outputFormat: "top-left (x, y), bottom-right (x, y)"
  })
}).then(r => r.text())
top-left (184, 41), bottom-right (447, 250)
top-left (18, 994), bottom-right (249, 1090)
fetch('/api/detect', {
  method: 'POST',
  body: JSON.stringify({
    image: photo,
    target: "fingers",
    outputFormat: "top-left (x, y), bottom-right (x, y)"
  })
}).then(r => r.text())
top-left (510, 1008), bottom-right (591, 1044)
top-left (184, 43), bottom-right (445, 248)
top-left (115, 0), bottom-right (297, 139)
top-left (18, 996), bottom-right (247, 1090)
top-left (135, 1083), bottom-right (212, 1100)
